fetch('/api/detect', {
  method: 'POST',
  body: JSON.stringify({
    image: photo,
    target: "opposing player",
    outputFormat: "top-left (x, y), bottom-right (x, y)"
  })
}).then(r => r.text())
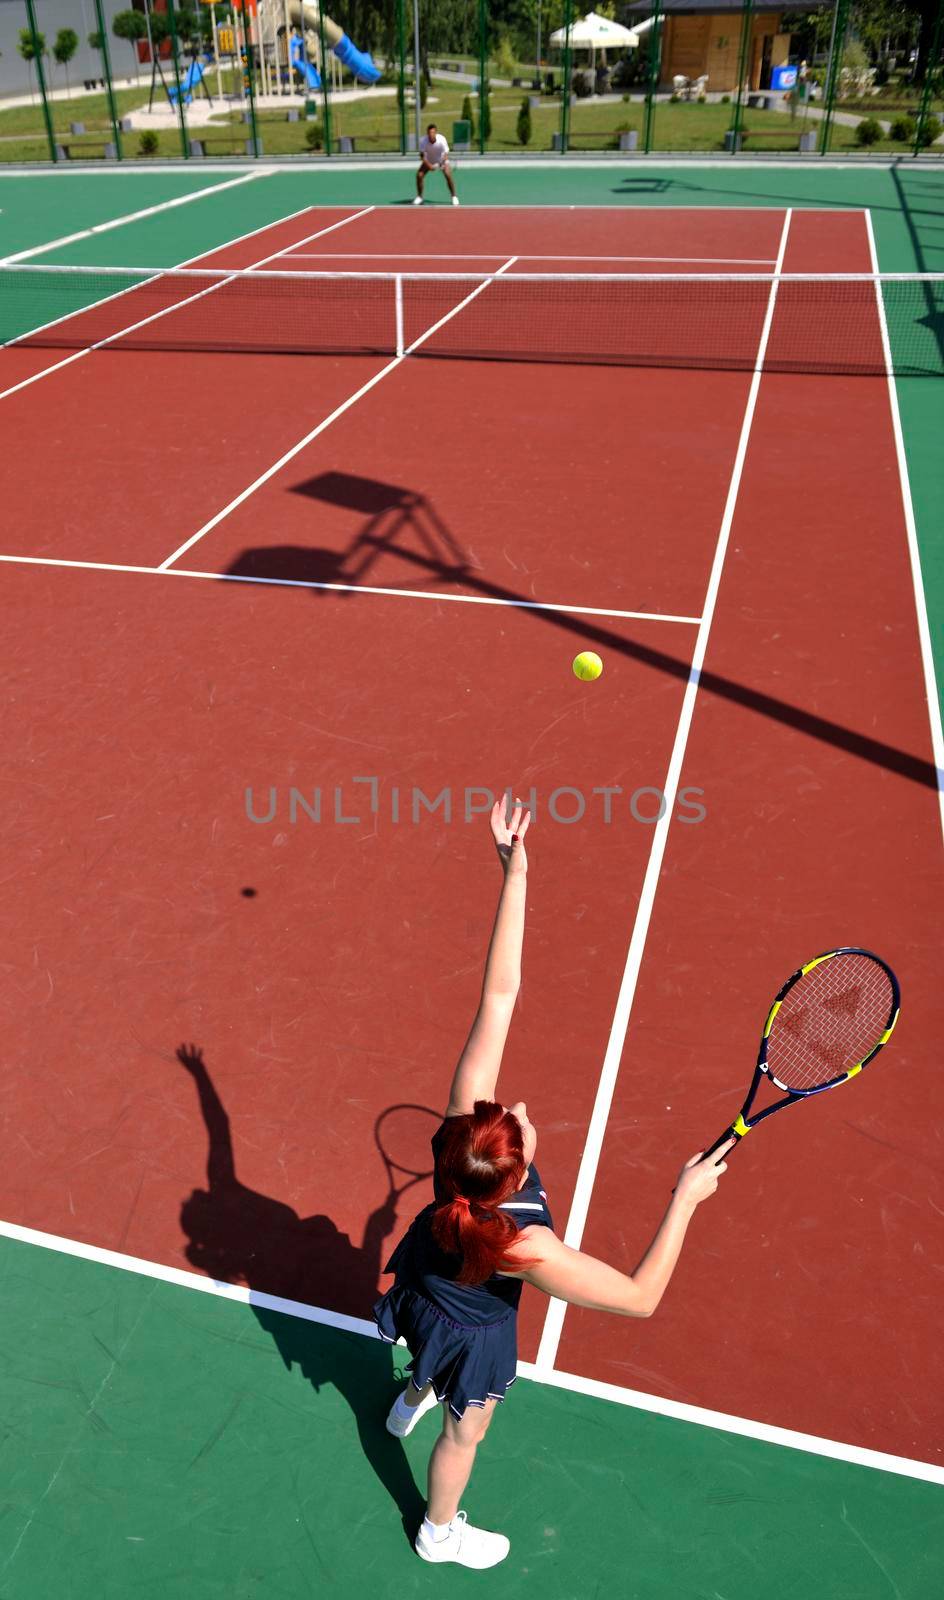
top-left (374, 799), bottom-right (733, 1568)
top-left (414, 123), bottom-right (459, 206)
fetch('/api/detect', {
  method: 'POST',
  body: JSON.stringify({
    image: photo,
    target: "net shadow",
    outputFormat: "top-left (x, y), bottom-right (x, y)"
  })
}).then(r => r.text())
top-left (222, 471), bottom-right (940, 794)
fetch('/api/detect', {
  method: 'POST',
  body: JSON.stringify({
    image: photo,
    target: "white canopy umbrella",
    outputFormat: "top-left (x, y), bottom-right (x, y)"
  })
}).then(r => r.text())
top-left (550, 12), bottom-right (640, 56)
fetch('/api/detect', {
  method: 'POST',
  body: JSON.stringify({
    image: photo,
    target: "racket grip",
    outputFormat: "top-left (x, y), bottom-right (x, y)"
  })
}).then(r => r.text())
top-left (700, 1126), bottom-right (743, 1164)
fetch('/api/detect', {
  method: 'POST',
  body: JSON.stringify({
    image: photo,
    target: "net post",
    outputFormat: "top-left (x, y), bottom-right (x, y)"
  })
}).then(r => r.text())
top-left (317, 2), bottom-right (333, 155)
top-left (24, 0), bottom-right (57, 164)
top-left (395, 274), bottom-right (404, 357)
top-left (913, 0), bottom-right (944, 157)
top-left (396, 0), bottom-right (408, 155)
top-left (818, 0), bottom-right (850, 155)
top-left (730, 0), bottom-right (753, 153)
top-left (478, 0), bottom-right (488, 155)
top-left (165, 0), bottom-right (191, 159)
top-left (560, 0), bottom-right (574, 153)
top-left (643, 0), bottom-right (662, 154)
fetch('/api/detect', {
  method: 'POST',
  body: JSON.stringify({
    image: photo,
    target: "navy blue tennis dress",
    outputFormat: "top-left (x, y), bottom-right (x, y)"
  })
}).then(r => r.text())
top-left (374, 1120), bottom-right (554, 1420)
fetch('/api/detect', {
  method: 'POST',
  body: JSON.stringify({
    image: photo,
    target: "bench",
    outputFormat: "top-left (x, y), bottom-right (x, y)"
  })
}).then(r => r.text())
top-left (55, 138), bottom-right (117, 160)
top-left (741, 127), bottom-right (800, 147)
top-left (189, 135), bottom-right (263, 157)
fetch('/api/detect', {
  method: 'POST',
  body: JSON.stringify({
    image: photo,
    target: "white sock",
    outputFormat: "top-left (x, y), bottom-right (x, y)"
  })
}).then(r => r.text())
top-left (423, 1515), bottom-right (454, 1543)
top-left (394, 1389), bottom-right (416, 1419)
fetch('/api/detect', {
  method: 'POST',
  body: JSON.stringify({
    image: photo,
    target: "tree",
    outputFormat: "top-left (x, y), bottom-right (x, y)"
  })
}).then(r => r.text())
top-left (461, 91), bottom-right (476, 139)
top-left (112, 9), bottom-right (147, 83)
top-left (53, 28), bottom-right (79, 96)
top-left (517, 93), bottom-right (532, 143)
top-left (17, 27), bottom-right (46, 104)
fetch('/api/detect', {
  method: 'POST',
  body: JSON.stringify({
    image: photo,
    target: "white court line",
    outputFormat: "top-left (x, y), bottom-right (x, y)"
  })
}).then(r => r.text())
top-left (282, 251), bottom-right (781, 266)
top-left (864, 209), bottom-right (944, 846)
top-left (157, 257), bottom-right (520, 570)
top-left (0, 551), bottom-right (700, 626)
top-left (0, 206), bottom-right (376, 403)
top-left (0, 170), bottom-right (268, 265)
top-left (532, 207), bottom-right (794, 1374)
top-left (1, 1216), bottom-right (940, 1485)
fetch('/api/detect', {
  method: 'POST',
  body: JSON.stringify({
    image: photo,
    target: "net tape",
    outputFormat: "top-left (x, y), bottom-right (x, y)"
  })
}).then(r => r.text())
top-left (3, 263), bottom-right (943, 377)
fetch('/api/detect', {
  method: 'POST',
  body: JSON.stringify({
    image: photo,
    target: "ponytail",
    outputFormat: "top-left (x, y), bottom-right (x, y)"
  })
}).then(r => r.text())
top-left (431, 1102), bottom-right (539, 1285)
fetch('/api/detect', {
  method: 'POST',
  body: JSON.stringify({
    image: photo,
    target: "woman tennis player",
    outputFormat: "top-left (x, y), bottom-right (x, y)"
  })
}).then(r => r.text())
top-left (374, 799), bottom-right (733, 1569)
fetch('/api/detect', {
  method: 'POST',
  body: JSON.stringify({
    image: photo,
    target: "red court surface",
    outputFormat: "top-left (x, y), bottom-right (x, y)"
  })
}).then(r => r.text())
top-left (1, 204), bottom-right (940, 1472)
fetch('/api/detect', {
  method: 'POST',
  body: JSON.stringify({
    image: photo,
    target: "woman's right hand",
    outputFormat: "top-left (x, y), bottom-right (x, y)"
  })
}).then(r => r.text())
top-left (674, 1139), bottom-right (735, 1207)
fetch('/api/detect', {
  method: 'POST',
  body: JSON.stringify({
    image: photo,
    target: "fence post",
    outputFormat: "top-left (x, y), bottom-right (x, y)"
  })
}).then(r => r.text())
top-left (396, 0), bottom-right (408, 154)
top-left (914, 0), bottom-right (944, 156)
top-left (242, 0), bottom-right (262, 156)
top-left (92, 0), bottom-right (124, 159)
top-left (643, 0), bottom-right (663, 154)
top-left (818, 0), bottom-right (850, 155)
top-left (478, 0), bottom-right (488, 155)
top-left (730, 0), bottom-right (754, 153)
top-left (165, 0), bottom-right (191, 159)
top-left (24, 0), bottom-right (57, 163)
top-left (317, 3), bottom-right (333, 154)
top-left (560, 0), bottom-right (574, 153)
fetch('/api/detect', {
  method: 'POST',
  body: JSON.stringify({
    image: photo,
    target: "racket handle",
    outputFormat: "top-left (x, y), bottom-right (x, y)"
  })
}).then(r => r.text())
top-left (700, 1125), bottom-right (744, 1165)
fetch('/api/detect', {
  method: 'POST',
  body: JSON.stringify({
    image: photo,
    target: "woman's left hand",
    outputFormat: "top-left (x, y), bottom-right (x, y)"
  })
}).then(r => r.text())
top-left (491, 797), bottom-right (530, 877)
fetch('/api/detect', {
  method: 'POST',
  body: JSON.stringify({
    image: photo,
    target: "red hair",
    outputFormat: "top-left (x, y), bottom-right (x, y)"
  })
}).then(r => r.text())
top-left (430, 1102), bottom-right (538, 1285)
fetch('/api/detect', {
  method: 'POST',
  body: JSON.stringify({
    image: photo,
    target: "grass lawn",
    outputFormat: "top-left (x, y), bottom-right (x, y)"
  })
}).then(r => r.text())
top-left (0, 73), bottom-right (933, 161)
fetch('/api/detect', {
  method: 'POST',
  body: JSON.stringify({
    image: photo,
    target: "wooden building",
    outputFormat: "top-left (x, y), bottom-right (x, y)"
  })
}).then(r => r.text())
top-left (625, 1), bottom-right (820, 93)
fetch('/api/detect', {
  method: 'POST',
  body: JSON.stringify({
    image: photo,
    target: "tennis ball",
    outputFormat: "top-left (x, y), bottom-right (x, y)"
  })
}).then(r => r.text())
top-left (573, 651), bottom-right (603, 682)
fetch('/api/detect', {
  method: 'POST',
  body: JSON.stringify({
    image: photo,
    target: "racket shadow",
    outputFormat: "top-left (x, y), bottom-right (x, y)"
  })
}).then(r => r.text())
top-left (174, 1043), bottom-right (439, 1543)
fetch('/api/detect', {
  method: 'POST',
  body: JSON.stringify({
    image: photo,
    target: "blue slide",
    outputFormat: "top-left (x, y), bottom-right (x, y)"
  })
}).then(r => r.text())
top-left (290, 33), bottom-right (322, 91)
top-left (167, 57), bottom-right (208, 106)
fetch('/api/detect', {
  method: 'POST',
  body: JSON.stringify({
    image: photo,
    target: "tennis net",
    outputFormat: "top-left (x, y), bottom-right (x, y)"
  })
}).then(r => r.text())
top-left (3, 264), bottom-right (943, 377)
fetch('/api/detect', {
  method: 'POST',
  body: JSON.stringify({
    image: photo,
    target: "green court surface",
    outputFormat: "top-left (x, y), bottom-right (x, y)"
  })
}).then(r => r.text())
top-left (4, 1237), bottom-right (942, 1600)
top-left (1, 161), bottom-right (942, 1597)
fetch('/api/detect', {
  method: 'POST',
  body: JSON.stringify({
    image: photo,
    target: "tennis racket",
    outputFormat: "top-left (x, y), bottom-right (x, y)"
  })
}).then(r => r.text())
top-left (702, 947), bottom-right (900, 1164)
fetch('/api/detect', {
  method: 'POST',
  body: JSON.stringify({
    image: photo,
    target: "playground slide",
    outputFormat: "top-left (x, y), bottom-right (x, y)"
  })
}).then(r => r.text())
top-left (168, 57), bottom-right (207, 106)
top-left (289, 33), bottom-right (322, 91)
top-left (287, 2), bottom-right (380, 84)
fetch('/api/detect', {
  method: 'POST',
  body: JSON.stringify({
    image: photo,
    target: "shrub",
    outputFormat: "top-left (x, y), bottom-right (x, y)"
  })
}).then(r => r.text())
top-left (517, 94), bottom-right (531, 145)
top-left (495, 35), bottom-right (516, 80)
top-left (854, 116), bottom-right (882, 146)
top-left (669, 91), bottom-right (680, 103)
top-left (721, 93), bottom-right (730, 104)
top-left (461, 93), bottom-right (475, 140)
top-left (917, 112), bottom-right (941, 147)
top-left (889, 114), bottom-right (916, 142)
top-left (305, 121), bottom-right (322, 150)
top-left (138, 129), bottom-right (159, 156)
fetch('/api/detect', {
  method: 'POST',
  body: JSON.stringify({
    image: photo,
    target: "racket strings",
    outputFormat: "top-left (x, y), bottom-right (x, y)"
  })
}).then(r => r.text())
top-left (766, 953), bottom-right (894, 1091)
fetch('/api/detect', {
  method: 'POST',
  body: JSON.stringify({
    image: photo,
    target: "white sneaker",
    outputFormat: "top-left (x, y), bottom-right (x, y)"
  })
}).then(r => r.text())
top-left (452, 195), bottom-right (460, 207)
top-left (413, 196), bottom-right (423, 205)
top-left (385, 1385), bottom-right (441, 1438)
top-left (415, 1511), bottom-right (509, 1568)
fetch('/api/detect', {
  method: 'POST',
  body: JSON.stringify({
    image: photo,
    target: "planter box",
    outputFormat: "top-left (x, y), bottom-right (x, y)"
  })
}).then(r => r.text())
top-left (189, 139), bottom-right (205, 157)
top-left (799, 130), bottom-right (817, 151)
top-left (723, 129), bottom-right (742, 152)
top-left (70, 121), bottom-right (85, 135)
top-left (338, 135), bottom-right (355, 153)
top-left (287, 108), bottom-right (299, 122)
top-left (245, 137), bottom-right (263, 156)
top-left (552, 131), bottom-right (563, 151)
top-left (618, 130), bottom-right (638, 150)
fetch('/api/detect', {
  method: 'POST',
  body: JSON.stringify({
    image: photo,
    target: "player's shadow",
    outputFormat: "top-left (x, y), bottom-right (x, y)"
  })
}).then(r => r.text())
top-left (223, 469), bottom-right (940, 793)
top-left (173, 1042), bottom-right (431, 1544)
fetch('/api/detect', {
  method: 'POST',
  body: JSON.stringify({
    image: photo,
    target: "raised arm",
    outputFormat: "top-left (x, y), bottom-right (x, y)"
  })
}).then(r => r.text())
top-left (502, 1143), bottom-right (734, 1315)
top-left (445, 799), bottom-right (531, 1116)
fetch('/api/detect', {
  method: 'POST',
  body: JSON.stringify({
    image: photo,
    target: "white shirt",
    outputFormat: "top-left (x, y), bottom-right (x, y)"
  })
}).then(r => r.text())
top-left (419, 133), bottom-right (449, 167)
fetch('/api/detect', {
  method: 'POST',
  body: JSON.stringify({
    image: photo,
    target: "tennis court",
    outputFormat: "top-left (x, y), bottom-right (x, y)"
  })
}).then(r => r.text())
top-left (1, 163), bottom-right (943, 1598)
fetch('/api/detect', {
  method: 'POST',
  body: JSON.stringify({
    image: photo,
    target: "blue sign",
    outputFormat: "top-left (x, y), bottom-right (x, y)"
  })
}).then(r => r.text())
top-left (771, 65), bottom-right (798, 91)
